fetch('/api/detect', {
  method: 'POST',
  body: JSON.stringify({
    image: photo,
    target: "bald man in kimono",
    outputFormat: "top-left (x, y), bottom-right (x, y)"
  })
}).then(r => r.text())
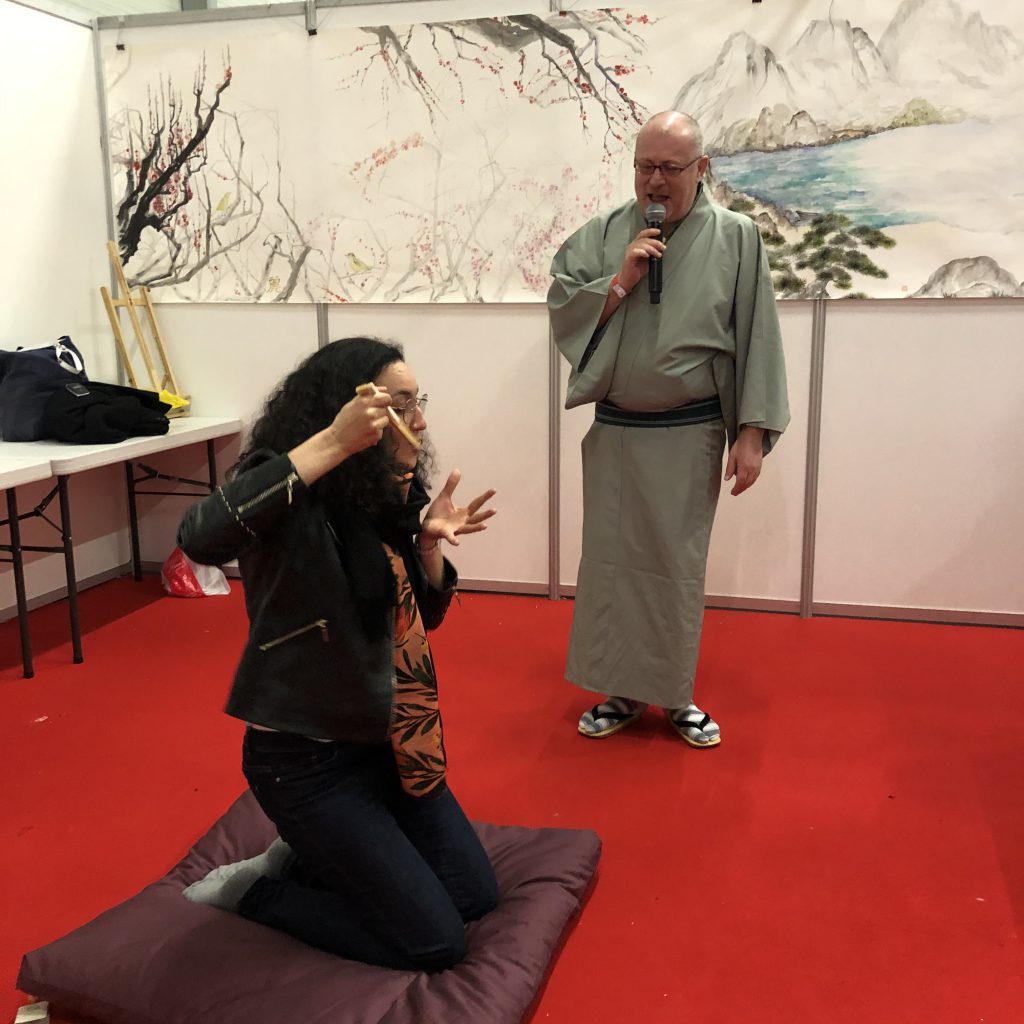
top-left (548, 111), bottom-right (790, 748)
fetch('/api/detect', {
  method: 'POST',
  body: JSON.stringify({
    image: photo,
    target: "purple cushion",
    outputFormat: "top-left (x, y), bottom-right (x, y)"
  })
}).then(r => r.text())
top-left (19, 792), bottom-right (600, 1024)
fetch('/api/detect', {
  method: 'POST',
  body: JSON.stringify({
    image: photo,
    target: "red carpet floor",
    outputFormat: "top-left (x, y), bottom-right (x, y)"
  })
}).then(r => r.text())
top-left (1, 578), bottom-right (1022, 1023)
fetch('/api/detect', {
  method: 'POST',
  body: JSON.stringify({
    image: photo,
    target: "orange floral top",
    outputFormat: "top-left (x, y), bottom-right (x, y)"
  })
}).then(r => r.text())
top-left (384, 542), bottom-right (447, 797)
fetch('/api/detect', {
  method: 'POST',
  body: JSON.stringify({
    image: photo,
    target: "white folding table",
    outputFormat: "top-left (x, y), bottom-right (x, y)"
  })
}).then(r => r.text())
top-left (1, 417), bottom-right (242, 674)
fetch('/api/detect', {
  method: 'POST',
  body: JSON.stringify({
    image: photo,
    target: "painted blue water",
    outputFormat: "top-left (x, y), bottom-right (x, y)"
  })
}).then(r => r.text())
top-left (711, 119), bottom-right (1020, 230)
top-left (713, 139), bottom-right (928, 228)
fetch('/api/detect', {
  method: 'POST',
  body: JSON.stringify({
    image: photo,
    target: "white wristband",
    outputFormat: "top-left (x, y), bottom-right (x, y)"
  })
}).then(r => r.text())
top-left (610, 276), bottom-right (628, 299)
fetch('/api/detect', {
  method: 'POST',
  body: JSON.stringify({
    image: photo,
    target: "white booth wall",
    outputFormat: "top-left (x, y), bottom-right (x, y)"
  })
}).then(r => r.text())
top-left (814, 299), bottom-right (1024, 620)
top-left (0, 1), bottom-right (129, 615)
top-left (1, 0), bottom-right (1022, 628)
top-left (126, 303), bottom-right (318, 565)
top-left (134, 300), bottom-right (553, 592)
top-left (327, 304), bottom-right (551, 590)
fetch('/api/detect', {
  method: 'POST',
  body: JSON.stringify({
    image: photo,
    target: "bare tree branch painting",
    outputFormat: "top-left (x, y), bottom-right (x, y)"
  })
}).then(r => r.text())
top-left (114, 54), bottom-right (232, 264)
top-left (105, 11), bottom-right (653, 302)
top-left (109, 52), bottom-right (330, 301)
top-left (337, 11), bottom-right (650, 155)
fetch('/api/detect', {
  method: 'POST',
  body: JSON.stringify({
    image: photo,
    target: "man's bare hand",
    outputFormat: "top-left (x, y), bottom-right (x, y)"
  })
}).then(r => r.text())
top-left (618, 228), bottom-right (666, 292)
top-left (724, 426), bottom-right (765, 496)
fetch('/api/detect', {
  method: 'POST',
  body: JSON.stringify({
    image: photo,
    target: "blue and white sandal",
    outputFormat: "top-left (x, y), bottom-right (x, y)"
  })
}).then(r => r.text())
top-left (578, 697), bottom-right (647, 739)
top-left (667, 704), bottom-right (722, 748)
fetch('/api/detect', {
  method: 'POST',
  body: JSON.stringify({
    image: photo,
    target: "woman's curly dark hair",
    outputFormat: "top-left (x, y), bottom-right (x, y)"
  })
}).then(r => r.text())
top-left (240, 337), bottom-right (433, 515)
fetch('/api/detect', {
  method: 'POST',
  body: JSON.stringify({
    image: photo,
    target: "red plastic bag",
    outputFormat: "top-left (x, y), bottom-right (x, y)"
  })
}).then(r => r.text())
top-left (160, 547), bottom-right (230, 598)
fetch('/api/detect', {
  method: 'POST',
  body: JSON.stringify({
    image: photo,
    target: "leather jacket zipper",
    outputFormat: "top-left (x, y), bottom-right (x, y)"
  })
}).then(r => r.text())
top-left (258, 618), bottom-right (330, 650)
top-left (237, 471), bottom-right (298, 515)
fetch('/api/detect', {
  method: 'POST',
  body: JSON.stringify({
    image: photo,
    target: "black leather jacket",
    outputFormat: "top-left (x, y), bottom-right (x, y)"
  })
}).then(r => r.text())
top-left (177, 450), bottom-right (457, 742)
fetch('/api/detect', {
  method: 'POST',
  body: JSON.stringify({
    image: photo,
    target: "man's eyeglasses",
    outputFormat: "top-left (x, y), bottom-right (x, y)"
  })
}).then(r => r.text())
top-left (392, 394), bottom-right (428, 424)
top-left (633, 155), bottom-right (701, 178)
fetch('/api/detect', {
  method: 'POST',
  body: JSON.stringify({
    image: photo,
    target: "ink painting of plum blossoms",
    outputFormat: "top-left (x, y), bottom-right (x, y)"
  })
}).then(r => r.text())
top-left (103, 0), bottom-right (1024, 302)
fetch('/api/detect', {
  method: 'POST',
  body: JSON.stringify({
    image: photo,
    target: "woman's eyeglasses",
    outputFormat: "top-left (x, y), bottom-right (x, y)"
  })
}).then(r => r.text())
top-left (391, 394), bottom-right (428, 424)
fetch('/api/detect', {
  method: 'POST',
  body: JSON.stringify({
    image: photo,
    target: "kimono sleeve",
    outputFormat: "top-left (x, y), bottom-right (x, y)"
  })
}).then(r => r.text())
top-left (731, 222), bottom-right (791, 454)
top-left (546, 212), bottom-right (627, 408)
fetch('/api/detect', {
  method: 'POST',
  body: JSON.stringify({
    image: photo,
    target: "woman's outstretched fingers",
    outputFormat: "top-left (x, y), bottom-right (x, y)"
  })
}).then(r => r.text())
top-left (466, 489), bottom-right (497, 516)
top-left (441, 469), bottom-right (462, 498)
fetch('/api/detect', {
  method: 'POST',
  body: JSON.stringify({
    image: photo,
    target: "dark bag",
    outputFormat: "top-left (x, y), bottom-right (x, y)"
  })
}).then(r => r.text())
top-left (41, 380), bottom-right (171, 444)
top-left (0, 336), bottom-right (88, 441)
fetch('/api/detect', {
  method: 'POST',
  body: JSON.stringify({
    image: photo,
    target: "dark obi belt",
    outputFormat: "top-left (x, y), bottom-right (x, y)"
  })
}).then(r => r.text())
top-left (595, 395), bottom-right (722, 428)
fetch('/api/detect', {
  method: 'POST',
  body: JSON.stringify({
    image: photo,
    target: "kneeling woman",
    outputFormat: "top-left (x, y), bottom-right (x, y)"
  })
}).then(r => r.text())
top-left (178, 337), bottom-right (498, 971)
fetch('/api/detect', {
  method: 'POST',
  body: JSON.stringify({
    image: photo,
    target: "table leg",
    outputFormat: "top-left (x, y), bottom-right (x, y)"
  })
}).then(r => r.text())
top-left (125, 461), bottom-right (142, 582)
top-left (5, 487), bottom-right (33, 679)
top-left (57, 476), bottom-right (83, 664)
top-left (206, 440), bottom-right (217, 492)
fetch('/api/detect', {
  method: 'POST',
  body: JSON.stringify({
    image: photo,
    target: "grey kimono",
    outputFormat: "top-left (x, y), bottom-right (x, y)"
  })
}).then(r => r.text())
top-left (548, 186), bottom-right (790, 707)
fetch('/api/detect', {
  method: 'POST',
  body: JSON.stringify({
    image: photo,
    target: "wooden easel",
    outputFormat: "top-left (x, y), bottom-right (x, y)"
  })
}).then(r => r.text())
top-left (100, 241), bottom-right (189, 416)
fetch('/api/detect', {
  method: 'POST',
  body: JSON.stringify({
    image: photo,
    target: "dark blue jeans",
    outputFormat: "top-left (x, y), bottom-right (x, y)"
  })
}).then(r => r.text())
top-left (238, 728), bottom-right (497, 971)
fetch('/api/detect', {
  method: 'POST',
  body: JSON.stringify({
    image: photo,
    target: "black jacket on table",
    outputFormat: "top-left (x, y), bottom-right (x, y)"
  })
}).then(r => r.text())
top-left (176, 449), bottom-right (458, 743)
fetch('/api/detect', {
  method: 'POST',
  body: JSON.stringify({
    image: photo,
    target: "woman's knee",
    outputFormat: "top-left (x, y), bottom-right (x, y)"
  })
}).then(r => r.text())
top-left (402, 920), bottom-right (468, 972)
top-left (460, 873), bottom-right (498, 923)
top-left (462, 884), bottom-right (497, 925)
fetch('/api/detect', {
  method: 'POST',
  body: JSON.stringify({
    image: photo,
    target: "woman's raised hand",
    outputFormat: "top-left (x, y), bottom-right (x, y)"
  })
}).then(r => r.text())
top-left (328, 386), bottom-right (393, 457)
top-left (421, 470), bottom-right (497, 547)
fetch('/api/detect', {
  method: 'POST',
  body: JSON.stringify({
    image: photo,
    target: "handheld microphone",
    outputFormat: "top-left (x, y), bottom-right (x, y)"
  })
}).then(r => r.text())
top-left (645, 203), bottom-right (666, 304)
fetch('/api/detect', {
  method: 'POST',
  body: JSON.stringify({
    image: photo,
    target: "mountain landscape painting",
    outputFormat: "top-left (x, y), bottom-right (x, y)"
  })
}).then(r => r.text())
top-left (667, 0), bottom-right (1024, 299)
top-left (102, 0), bottom-right (1023, 301)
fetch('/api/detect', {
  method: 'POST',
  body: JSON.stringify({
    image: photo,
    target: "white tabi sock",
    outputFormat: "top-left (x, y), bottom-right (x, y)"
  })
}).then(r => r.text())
top-left (182, 836), bottom-right (292, 911)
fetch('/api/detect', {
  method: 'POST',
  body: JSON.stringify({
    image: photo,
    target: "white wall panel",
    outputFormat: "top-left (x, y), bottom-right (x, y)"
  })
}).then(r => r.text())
top-left (706, 302), bottom-right (811, 602)
top-left (131, 303), bottom-right (319, 565)
top-left (814, 300), bottom-right (1024, 615)
top-left (0, 3), bottom-right (115, 382)
top-left (153, 303), bottom-right (318, 425)
top-left (559, 302), bottom-right (812, 603)
top-left (328, 303), bottom-right (550, 588)
top-left (0, 4), bottom-right (123, 616)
